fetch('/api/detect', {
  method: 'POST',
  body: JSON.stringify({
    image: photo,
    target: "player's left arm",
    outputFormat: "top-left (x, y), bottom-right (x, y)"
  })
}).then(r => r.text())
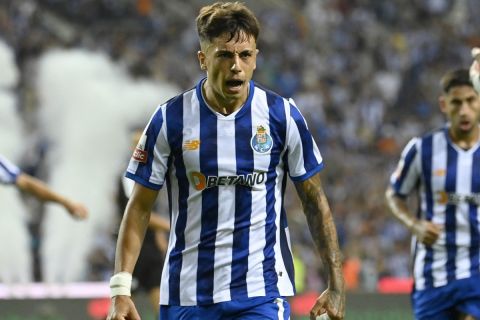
top-left (15, 173), bottom-right (88, 219)
top-left (294, 172), bottom-right (345, 320)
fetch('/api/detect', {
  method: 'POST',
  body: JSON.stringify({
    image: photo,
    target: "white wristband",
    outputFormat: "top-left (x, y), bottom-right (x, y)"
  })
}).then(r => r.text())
top-left (109, 272), bottom-right (132, 298)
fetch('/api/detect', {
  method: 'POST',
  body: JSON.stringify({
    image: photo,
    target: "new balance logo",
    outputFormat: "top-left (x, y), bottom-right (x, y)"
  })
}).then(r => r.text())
top-left (183, 139), bottom-right (200, 150)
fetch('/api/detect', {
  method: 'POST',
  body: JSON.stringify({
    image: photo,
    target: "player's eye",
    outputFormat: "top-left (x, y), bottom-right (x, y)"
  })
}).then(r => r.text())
top-left (451, 100), bottom-right (461, 107)
top-left (240, 51), bottom-right (252, 59)
top-left (217, 52), bottom-right (232, 58)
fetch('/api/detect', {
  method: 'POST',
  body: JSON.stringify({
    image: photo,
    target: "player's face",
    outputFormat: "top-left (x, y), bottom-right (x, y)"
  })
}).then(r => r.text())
top-left (440, 85), bottom-right (480, 134)
top-left (198, 32), bottom-right (258, 110)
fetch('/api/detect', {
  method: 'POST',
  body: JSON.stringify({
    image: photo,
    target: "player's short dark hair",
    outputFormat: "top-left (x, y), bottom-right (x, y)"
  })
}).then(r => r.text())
top-left (196, 2), bottom-right (260, 45)
top-left (440, 69), bottom-right (474, 93)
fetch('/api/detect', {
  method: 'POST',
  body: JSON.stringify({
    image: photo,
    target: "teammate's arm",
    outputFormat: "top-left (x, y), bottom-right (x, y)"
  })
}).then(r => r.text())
top-left (385, 186), bottom-right (441, 246)
top-left (148, 212), bottom-right (170, 232)
top-left (108, 182), bottom-right (159, 320)
top-left (15, 173), bottom-right (88, 219)
top-left (470, 47), bottom-right (480, 93)
top-left (294, 172), bottom-right (345, 320)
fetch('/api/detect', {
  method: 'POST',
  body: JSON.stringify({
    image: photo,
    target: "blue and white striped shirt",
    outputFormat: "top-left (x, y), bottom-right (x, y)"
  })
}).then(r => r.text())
top-left (0, 154), bottom-right (21, 185)
top-left (390, 127), bottom-right (480, 291)
top-left (126, 79), bottom-right (323, 305)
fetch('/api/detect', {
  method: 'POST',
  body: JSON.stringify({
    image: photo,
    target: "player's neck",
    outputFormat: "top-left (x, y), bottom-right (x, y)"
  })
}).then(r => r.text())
top-left (202, 81), bottom-right (248, 115)
top-left (449, 125), bottom-right (480, 150)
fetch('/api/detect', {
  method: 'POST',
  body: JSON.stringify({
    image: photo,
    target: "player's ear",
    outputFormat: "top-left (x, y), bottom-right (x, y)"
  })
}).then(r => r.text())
top-left (438, 95), bottom-right (447, 114)
top-left (198, 50), bottom-right (206, 71)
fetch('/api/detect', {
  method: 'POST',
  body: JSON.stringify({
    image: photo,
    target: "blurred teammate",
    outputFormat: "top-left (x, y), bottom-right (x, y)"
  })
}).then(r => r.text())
top-left (0, 153), bottom-right (88, 219)
top-left (386, 69), bottom-right (480, 320)
top-left (115, 129), bottom-right (170, 317)
top-left (470, 47), bottom-right (480, 93)
top-left (108, 2), bottom-right (345, 320)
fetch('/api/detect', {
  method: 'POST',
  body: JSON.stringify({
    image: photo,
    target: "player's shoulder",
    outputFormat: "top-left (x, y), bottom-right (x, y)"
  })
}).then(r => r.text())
top-left (418, 126), bottom-right (445, 141)
top-left (253, 81), bottom-right (292, 107)
top-left (0, 154), bottom-right (21, 176)
top-left (162, 85), bottom-right (196, 111)
top-left (402, 127), bottom-right (446, 153)
top-left (0, 154), bottom-right (16, 168)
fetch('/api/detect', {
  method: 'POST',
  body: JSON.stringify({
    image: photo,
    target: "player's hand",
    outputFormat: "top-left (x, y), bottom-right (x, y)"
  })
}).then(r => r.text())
top-left (65, 201), bottom-right (88, 220)
top-left (470, 47), bottom-right (480, 93)
top-left (107, 295), bottom-right (141, 320)
top-left (411, 220), bottom-right (442, 246)
top-left (310, 286), bottom-right (345, 320)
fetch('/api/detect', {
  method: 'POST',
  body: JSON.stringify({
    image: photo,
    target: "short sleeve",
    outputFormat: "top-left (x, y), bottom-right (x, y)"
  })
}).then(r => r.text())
top-left (125, 105), bottom-right (171, 190)
top-left (0, 154), bottom-right (21, 185)
top-left (286, 100), bottom-right (324, 181)
top-left (389, 137), bottom-right (420, 197)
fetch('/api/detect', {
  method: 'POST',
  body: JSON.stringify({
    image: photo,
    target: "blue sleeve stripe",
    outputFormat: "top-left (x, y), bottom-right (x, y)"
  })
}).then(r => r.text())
top-left (289, 162), bottom-right (324, 182)
top-left (125, 172), bottom-right (162, 190)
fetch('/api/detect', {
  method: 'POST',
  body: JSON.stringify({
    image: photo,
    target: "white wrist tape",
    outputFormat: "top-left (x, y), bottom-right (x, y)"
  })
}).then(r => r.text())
top-left (109, 272), bottom-right (132, 298)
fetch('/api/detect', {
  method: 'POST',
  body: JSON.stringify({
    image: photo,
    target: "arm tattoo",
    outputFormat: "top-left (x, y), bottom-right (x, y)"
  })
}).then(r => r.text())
top-left (295, 174), bottom-right (343, 284)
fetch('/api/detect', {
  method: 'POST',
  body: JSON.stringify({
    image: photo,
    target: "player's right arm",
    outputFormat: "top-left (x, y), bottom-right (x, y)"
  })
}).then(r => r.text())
top-left (16, 173), bottom-right (88, 219)
top-left (386, 137), bottom-right (442, 246)
top-left (385, 187), bottom-right (441, 246)
top-left (108, 182), bottom-right (159, 320)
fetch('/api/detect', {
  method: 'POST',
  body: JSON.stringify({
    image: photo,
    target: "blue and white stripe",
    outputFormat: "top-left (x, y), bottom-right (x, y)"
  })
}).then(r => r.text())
top-left (0, 154), bottom-right (21, 185)
top-left (127, 79), bottom-right (323, 305)
top-left (390, 127), bottom-right (480, 290)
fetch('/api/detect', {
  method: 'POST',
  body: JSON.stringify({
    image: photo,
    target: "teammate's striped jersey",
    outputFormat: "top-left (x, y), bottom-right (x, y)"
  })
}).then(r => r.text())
top-left (0, 154), bottom-right (21, 185)
top-left (126, 79), bottom-right (323, 306)
top-left (390, 127), bottom-right (480, 291)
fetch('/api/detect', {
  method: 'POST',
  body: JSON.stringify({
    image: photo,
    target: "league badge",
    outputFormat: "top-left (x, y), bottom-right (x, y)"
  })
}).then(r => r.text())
top-left (251, 125), bottom-right (273, 154)
top-left (133, 133), bottom-right (148, 163)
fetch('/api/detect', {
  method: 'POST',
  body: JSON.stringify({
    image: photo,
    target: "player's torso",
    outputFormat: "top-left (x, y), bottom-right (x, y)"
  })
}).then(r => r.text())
top-left (419, 130), bottom-right (480, 240)
top-left (414, 129), bottom-right (480, 289)
top-left (159, 84), bottom-right (295, 305)
top-left (164, 84), bottom-right (288, 205)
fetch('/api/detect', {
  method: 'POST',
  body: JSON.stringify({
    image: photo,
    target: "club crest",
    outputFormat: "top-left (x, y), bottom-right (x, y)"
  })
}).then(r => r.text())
top-left (251, 125), bottom-right (273, 153)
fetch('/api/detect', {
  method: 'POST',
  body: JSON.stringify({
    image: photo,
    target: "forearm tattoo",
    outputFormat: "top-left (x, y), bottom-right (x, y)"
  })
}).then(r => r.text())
top-left (295, 175), bottom-right (343, 280)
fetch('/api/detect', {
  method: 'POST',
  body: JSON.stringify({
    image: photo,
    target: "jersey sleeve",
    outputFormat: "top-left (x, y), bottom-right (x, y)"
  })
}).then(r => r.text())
top-left (125, 105), bottom-right (171, 190)
top-left (389, 137), bottom-right (420, 197)
top-left (0, 154), bottom-right (21, 185)
top-left (285, 99), bottom-right (324, 181)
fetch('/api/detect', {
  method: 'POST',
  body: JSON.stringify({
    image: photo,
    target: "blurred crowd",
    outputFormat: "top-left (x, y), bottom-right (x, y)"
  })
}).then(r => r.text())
top-left (2, 0), bottom-right (480, 293)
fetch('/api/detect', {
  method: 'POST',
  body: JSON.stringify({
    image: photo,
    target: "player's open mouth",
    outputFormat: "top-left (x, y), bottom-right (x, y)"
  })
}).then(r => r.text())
top-left (459, 119), bottom-right (471, 129)
top-left (225, 79), bottom-right (244, 91)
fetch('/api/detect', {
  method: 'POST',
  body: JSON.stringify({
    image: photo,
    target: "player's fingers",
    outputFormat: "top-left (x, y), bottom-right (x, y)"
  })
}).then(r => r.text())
top-left (73, 204), bottom-right (88, 219)
top-left (310, 292), bottom-right (329, 320)
top-left (107, 312), bottom-right (125, 320)
top-left (130, 304), bottom-right (142, 320)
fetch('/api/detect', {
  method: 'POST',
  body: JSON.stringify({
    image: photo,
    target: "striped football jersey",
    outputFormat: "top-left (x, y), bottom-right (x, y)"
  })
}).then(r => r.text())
top-left (390, 127), bottom-right (480, 291)
top-left (126, 79), bottom-right (323, 305)
top-left (0, 154), bottom-right (21, 185)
